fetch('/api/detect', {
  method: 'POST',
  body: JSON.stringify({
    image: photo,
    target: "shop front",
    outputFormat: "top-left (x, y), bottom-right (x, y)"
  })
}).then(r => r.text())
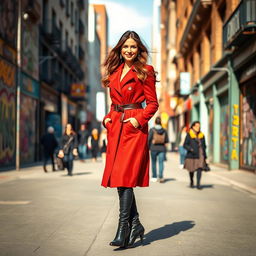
top-left (20, 72), bottom-right (40, 165)
top-left (239, 64), bottom-right (256, 171)
top-left (40, 83), bottom-right (61, 139)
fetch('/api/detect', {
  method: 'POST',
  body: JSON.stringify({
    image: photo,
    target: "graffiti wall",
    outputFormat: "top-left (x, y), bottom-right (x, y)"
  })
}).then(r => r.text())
top-left (22, 22), bottom-right (39, 79)
top-left (0, 0), bottom-right (18, 48)
top-left (20, 94), bottom-right (37, 164)
top-left (241, 84), bottom-right (256, 169)
top-left (0, 57), bottom-right (16, 168)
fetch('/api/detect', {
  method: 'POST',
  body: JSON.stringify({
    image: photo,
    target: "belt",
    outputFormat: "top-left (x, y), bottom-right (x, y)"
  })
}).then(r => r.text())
top-left (113, 103), bottom-right (143, 122)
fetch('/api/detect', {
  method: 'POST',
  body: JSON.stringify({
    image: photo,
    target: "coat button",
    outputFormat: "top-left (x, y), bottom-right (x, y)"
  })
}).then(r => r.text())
top-left (128, 86), bottom-right (133, 90)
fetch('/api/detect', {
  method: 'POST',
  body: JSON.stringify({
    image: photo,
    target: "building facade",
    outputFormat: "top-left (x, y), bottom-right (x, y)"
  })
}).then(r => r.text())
top-left (0, 0), bottom-right (90, 170)
top-left (173, 0), bottom-right (256, 171)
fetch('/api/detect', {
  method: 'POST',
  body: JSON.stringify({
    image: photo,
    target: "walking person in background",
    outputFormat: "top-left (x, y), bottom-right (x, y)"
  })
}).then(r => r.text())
top-left (101, 31), bottom-right (158, 248)
top-left (88, 128), bottom-right (99, 162)
top-left (58, 123), bottom-right (78, 176)
top-left (176, 125), bottom-right (188, 169)
top-left (78, 124), bottom-right (89, 162)
top-left (99, 128), bottom-right (108, 161)
top-left (41, 126), bottom-right (58, 173)
top-left (183, 121), bottom-right (207, 189)
top-left (148, 117), bottom-right (169, 183)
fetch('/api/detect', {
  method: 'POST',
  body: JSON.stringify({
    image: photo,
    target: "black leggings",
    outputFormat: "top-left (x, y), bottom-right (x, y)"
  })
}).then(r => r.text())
top-left (64, 160), bottom-right (73, 175)
top-left (189, 169), bottom-right (202, 185)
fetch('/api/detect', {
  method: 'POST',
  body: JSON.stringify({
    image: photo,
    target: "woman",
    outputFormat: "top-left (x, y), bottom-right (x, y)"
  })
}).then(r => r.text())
top-left (88, 128), bottom-right (99, 162)
top-left (58, 123), bottom-right (78, 176)
top-left (148, 116), bottom-right (169, 183)
top-left (102, 31), bottom-right (158, 248)
top-left (183, 121), bottom-right (207, 189)
top-left (176, 125), bottom-right (188, 169)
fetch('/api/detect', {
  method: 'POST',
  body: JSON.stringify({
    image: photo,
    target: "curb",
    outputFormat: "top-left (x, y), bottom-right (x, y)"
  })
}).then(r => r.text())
top-left (209, 171), bottom-right (256, 194)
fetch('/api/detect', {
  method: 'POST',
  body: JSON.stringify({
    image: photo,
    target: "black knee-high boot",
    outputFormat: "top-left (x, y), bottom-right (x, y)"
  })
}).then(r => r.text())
top-left (110, 187), bottom-right (133, 247)
top-left (127, 191), bottom-right (145, 247)
top-left (189, 172), bottom-right (194, 187)
top-left (196, 169), bottom-right (202, 189)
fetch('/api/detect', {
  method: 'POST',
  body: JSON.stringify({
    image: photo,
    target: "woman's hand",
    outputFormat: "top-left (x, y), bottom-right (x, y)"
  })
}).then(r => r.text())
top-left (104, 118), bottom-right (112, 127)
top-left (58, 150), bottom-right (64, 158)
top-left (73, 148), bottom-right (78, 156)
top-left (123, 117), bottom-right (140, 128)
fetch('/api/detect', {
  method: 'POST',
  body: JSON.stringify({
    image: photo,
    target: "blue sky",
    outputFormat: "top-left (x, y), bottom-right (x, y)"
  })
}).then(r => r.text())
top-left (90, 0), bottom-right (154, 49)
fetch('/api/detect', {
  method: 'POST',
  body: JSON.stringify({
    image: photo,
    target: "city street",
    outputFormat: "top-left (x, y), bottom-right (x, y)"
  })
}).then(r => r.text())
top-left (0, 153), bottom-right (256, 256)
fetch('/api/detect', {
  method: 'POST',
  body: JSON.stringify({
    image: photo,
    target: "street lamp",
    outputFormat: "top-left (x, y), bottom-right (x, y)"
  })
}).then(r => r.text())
top-left (16, 1), bottom-right (31, 170)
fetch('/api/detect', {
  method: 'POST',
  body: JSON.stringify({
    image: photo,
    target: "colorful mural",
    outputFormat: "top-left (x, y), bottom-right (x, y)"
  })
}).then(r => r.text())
top-left (20, 94), bottom-right (37, 164)
top-left (0, 57), bottom-right (16, 168)
top-left (0, 0), bottom-right (18, 48)
top-left (241, 85), bottom-right (256, 169)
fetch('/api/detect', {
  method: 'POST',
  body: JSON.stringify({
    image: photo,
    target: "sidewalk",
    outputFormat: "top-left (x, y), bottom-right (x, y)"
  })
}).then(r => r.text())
top-left (0, 153), bottom-right (255, 256)
top-left (1, 154), bottom-right (256, 194)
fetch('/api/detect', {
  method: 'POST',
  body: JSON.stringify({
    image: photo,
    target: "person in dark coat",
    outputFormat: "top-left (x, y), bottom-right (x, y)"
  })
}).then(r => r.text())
top-left (183, 121), bottom-right (207, 189)
top-left (78, 124), bottom-right (89, 161)
top-left (58, 123), bottom-right (78, 176)
top-left (148, 117), bottom-right (169, 183)
top-left (88, 128), bottom-right (99, 162)
top-left (41, 126), bottom-right (58, 172)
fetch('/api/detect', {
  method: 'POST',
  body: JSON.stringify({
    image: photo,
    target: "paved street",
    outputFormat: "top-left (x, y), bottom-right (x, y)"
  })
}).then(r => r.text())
top-left (0, 153), bottom-right (256, 256)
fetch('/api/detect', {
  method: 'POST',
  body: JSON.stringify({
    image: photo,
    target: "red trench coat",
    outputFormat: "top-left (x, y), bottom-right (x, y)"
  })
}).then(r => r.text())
top-left (101, 63), bottom-right (159, 188)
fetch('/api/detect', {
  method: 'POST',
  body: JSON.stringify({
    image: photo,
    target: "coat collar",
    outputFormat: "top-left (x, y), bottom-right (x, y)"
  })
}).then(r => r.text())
top-left (189, 129), bottom-right (204, 139)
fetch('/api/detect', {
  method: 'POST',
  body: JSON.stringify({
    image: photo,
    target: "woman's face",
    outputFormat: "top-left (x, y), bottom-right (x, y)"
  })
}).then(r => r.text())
top-left (66, 124), bottom-right (72, 134)
top-left (193, 123), bottom-right (200, 133)
top-left (121, 38), bottom-right (138, 63)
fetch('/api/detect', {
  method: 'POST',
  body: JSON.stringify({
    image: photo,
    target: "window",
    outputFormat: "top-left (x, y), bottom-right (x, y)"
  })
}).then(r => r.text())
top-left (65, 30), bottom-right (68, 48)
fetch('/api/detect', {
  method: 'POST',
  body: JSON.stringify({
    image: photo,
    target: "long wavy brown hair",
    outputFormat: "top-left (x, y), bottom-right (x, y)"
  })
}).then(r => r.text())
top-left (102, 31), bottom-right (154, 87)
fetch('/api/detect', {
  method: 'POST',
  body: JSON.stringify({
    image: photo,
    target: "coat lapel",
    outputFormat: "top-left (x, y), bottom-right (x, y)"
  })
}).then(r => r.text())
top-left (120, 66), bottom-right (138, 88)
top-left (109, 63), bottom-right (123, 97)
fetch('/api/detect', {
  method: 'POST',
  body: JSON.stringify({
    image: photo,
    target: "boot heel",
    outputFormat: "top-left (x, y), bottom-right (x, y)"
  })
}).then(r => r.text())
top-left (140, 232), bottom-right (144, 245)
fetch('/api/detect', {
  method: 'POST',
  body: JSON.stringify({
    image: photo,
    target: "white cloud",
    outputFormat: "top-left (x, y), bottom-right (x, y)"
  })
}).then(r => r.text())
top-left (90, 0), bottom-right (152, 47)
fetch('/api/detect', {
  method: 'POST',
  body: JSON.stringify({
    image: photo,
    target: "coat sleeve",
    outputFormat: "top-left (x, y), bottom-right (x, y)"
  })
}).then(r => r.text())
top-left (183, 134), bottom-right (193, 152)
top-left (165, 130), bottom-right (169, 144)
top-left (102, 102), bottom-right (114, 128)
top-left (134, 65), bottom-right (159, 128)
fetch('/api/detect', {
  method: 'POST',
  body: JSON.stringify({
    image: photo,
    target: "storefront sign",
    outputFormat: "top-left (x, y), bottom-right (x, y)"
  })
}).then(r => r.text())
top-left (223, 0), bottom-right (256, 49)
top-left (21, 72), bottom-right (39, 99)
top-left (41, 87), bottom-right (58, 112)
top-left (231, 104), bottom-right (239, 160)
top-left (180, 72), bottom-right (190, 95)
top-left (71, 83), bottom-right (86, 97)
top-left (227, 11), bottom-right (240, 45)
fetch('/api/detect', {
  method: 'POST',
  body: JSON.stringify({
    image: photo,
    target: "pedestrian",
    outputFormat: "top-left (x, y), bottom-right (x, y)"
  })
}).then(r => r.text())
top-left (88, 128), bottom-right (99, 162)
top-left (148, 117), bottom-right (169, 183)
top-left (40, 126), bottom-right (58, 173)
top-left (176, 125), bottom-right (188, 169)
top-left (101, 30), bottom-right (158, 248)
top-left (78, 124), bottom-right (89, 162)
top-left (183, 121), bottom-right (207, 189)
top-left (58, 123), bottom-right (78, 176)
top-left (99, 128), bottom-right (108, 160)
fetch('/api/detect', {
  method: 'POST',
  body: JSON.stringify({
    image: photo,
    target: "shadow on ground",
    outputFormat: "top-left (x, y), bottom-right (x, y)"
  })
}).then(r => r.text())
top-left (135, 220), bottom-right (195, 247)
top-left (162, 178), bottom-right (176, 183)
top-left (114, 220), bottom-right (195, 251)
top-left (61, 172), bottom-right (92, 177)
